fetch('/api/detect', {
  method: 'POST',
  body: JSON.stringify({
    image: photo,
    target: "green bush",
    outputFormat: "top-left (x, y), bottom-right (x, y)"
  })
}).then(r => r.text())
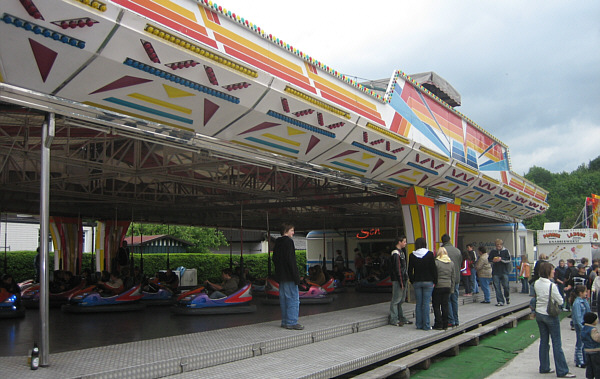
top-left (1, 251), bottom-right (43, 282)
top-left (2, 250), bottom-right (307, 284)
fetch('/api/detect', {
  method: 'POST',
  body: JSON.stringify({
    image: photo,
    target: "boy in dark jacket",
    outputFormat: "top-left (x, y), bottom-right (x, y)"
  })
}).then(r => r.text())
top-left (389, 236), bottom-right (412, 326)
top-left (273, 223), bottom-right (303, 330)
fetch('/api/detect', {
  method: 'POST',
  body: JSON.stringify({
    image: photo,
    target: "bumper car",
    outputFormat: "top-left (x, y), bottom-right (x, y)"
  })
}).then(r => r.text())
top-left (171, 283), bottom-right (256, 315)
top-left (18, 279), bottom-right (36, 292)
top-left (21, 281), bottom-right (87, 308)
top-left (355, 276), bottom-right (393, 292)
top-left (319, 278), bottom-right (336, 293)
top-left (251, 279), bottom-right (267, 292)
top-left (61, 284), bottom-right (145, 313)
top-left (263, 278), bottom-right (334, 305)
top-left (0, 289), bottom-right (25, 318)
top-left (140, 286), bottom-right (176, 306)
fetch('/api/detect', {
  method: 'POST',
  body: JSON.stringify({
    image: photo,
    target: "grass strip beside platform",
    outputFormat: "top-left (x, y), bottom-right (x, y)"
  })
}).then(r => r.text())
top-left (411, 313), bottom-right (569, 379)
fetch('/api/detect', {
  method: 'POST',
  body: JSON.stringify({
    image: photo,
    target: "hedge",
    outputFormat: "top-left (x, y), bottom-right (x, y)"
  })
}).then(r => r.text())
top-left (1, 250), bottom-right (307, 284)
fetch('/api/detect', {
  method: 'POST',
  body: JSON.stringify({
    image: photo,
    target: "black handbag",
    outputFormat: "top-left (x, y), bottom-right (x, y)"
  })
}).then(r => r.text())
top-left (547, 284), bottom-right (562, 317)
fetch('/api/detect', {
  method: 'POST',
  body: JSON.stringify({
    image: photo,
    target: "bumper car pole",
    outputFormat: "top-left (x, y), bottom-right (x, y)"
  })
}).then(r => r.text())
top-left (39, 112), bottom-right (54, 367)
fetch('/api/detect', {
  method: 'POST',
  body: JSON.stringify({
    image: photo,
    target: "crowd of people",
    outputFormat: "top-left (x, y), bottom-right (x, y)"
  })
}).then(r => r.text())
top-left (386, 235), bottom-right (515, 331)
top-left (529, 256), bottom-right (600, 378)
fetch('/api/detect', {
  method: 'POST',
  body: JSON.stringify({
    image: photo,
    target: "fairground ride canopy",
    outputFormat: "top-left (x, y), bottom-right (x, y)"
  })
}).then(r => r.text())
top-left (0, 0), bottom-right (548, 228)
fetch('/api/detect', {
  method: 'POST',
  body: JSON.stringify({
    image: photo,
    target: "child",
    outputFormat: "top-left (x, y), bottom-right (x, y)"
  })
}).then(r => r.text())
top-left (519, 255), bottom-right (531, 294)
top-left (460, 250), bottom-right (472, 296)
top-left (581, 312), bottom-right (600, 379)
top-left (572, 284), bottom-right (592, 368)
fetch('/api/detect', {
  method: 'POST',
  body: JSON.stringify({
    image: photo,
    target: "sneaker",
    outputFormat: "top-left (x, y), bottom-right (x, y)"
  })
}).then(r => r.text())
top-left (560, 373), bottom-right (576, 378)
top-left (285, 324), bottom-right (304, 330)
top-left (506, 298), bottom-right (510, 305)
top-left (575, 363), bottom-right (586, 368)
top-left (403, 320), bottom-right (413, 325)
top-left (481, 300), bottom-right (490, 303)
top-left (496, 302), bottom-right (505, 306)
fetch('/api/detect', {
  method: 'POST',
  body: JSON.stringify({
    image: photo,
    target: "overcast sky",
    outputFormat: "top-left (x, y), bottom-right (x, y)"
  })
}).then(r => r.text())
top-left (217, 0), bottom-right (600, 175)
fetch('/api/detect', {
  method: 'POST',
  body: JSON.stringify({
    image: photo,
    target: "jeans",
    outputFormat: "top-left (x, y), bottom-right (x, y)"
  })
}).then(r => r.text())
top-left (520, 277), bottom-right (529, 293)
top-left (479, 277), bottom-right (491, 302)
top-left (448, 283), bottom-right (460, 325)
top-left (471, 271), bottom-right (479, 293)
top-left (575, 323), bottom-right (584, 366)
top-left (536, 312), bottom-right (570, 376)
top-left (432, 287), bottom-right (450, 329)
top-left (461, 275), bottom-right (472, 294)
top-left (389, 281), bottom-right (408, 324)
top-left (586, 352), bottom-right (600, 379)
top-left (492, 273), bottom-right (510, 304)
top-left (413, 281), bottom-right (434, 330)
top-left (557, 283), bottom-right (566, 307)
top-left (279, 281), bottom-right (300, 326)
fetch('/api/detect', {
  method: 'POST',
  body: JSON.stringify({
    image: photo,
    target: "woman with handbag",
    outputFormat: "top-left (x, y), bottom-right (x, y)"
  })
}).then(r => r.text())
top-left (534, 261), bottom-right (576, 378)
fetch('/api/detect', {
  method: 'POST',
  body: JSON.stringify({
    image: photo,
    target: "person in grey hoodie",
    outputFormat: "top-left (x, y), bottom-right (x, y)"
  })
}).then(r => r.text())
top-left (432, 247), bottom-right (457, 330)
top-left (408, 237), bottom-right (437, 330)
top-left (441, 234), bottom-right (462, 327)
top-left (475, 246), bottom-right (493, 303)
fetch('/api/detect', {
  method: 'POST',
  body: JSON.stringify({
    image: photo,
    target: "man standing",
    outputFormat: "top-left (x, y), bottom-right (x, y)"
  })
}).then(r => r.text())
top-left (273, 223), bottom-right (303, 330)
top-left (116, 240), bottom-right (130, 274)
top-left (389, 236), bottom-right (413, 327)
top-left (442, 234), bottom-right (462, 327)
top-left (488, 238), bottom-right (512, 306)
top-left (466, 244), bottom-right (479, 294)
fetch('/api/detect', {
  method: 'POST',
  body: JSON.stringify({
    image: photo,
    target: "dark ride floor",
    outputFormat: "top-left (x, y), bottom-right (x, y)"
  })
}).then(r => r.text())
top-left (1, 288), bottom-right (391, 357)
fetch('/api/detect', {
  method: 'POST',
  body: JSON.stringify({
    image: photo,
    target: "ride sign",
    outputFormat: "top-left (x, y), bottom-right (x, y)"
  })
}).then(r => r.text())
top-left (356, 228), bottom-right (381, 239)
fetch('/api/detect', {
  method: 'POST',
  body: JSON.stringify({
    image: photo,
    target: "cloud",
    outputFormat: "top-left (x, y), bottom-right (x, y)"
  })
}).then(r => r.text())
top-left (221, 0), bottom-right (600, 174)
top-left (505, 119), bottom-right (600, 175)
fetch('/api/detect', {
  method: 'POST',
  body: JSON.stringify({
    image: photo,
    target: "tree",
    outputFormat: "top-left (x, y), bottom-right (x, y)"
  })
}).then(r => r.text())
top-left (523, 155), bottom-right (600, 230)
top-left (127, 224), bottom-right (228, 253)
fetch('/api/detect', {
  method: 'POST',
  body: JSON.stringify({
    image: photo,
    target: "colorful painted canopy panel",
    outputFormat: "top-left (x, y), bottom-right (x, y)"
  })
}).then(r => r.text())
top-left (0, 0), bottom-right (548, 218)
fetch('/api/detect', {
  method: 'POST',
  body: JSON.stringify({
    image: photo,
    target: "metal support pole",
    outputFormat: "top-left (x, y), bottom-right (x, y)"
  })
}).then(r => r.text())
top-left (513, 219), bottom-right (519, 282)
top-left (239, 204), bottom-right (244, 282)
top-left (266, 212), bottom-right (271, 277)
top-left (2, 214), bottom-right (6, 273)
top-left (39, 112), bottom-right (54, 367)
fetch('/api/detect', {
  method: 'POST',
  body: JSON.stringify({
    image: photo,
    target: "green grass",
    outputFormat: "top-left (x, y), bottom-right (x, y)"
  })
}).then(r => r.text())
top-left (410, 313), bottom-right (568, 379)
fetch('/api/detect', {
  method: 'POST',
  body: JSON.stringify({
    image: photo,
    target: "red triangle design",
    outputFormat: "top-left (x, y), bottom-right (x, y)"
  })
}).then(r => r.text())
top-left (238, 122), bottom-right (280, 135)
top-left (305, 135), bottom-right (321, 154)
top-left (204, 98), bottom-right (219, 126)
top-left (328, 150), bottom-right (358, 160)
top-left (371, 158), bottom-right (385, 173)
top-left (90, 76), bottom-right (153, 95)
top-left (29, 38), bottom-right (57, 83)
top-left (388, 168), bottom-right (410, 176)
